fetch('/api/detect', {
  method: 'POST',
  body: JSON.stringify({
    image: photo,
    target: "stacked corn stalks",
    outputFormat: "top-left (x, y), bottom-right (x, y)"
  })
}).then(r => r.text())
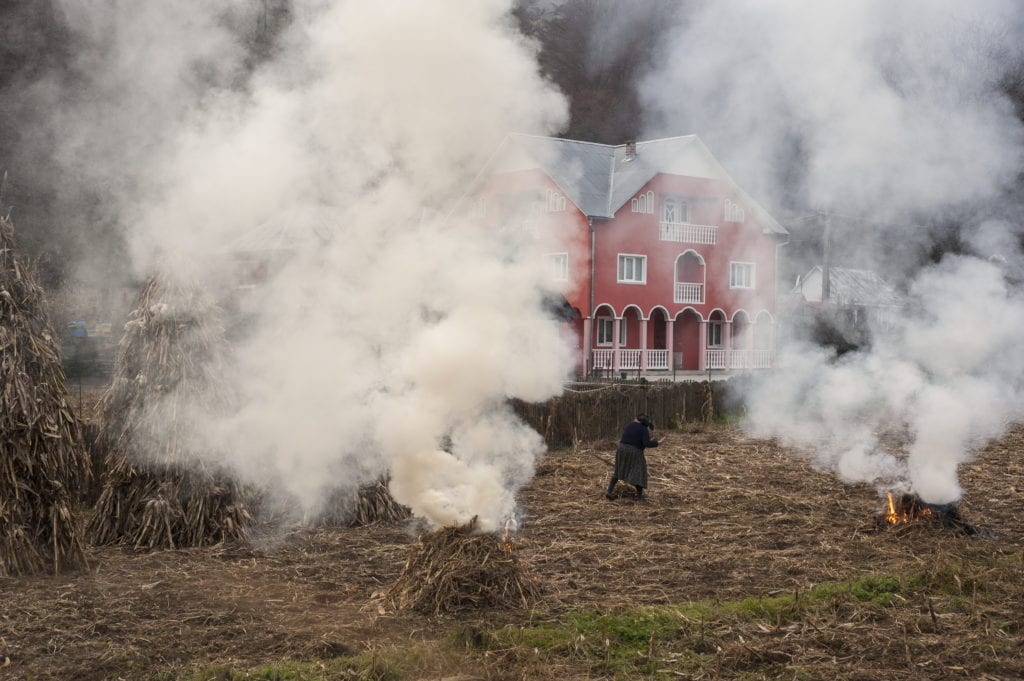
top-left (386, 518), bottom-right (539, 615)
top-left (88, 276), bottom-right (252, 550)
top-left (322, 478), bottom-right (410, 527)
top-left (0, 216), bottom-right (89, 576)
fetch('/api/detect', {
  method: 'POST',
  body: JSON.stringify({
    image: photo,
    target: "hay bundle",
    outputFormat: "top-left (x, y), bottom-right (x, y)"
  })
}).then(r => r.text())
top-left (0, 216), bottom-right (89, 575)
top-left (386, 518), bottom-right (539, 615)
top-left (350, 479), bottom-right (410, 526)
top-left (88, 276), bottom-right (252, 550)
top-left (322, 478), bottom-right (410, 527)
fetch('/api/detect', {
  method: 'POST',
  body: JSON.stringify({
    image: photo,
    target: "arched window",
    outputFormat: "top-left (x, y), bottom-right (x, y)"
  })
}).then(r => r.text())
top-left (631, 190), bottom-right (654, 214)
top-left (546, 189), bottom-right (566, 212)
top-left (725, 199), bottom-right (745, 222)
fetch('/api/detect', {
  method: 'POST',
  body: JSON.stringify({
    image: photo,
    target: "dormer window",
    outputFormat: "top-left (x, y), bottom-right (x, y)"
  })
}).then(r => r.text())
top-left (631, 190), bottom-right (654, 214)
top-left (662, 196), bottom-right (689, 224)
top-left (725, 198), bottom-right (745, 222)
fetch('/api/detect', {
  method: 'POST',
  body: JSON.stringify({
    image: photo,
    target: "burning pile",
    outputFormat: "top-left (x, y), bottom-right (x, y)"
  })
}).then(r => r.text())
top-left (0, 216), bottom-right (89, 575)
top-left (386, 518), bottom-right (539, 615)
top-left (879, 492), bottom-right (982, 536)
top-left (88, 276), bottom-right (253, 550)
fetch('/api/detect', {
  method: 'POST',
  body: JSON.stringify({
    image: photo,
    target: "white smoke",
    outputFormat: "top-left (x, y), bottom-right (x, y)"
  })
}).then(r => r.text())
top-left (46, 1), bottom-right (572, 532)
top-left (642, 0), bottom-right (1024, 502)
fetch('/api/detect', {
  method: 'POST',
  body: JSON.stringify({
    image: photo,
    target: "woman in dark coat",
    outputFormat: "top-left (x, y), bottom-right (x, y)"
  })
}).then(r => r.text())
top-left (606, 414), bottom-right (659, 501)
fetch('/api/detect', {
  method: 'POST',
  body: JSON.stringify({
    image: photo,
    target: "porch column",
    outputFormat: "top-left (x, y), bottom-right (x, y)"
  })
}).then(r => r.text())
top-left (582, 317), bottom-right (593, 374)
top-left (770, 321), bottom-right (778, 366)
top-left (698, 320), bottom-right (708, 371)
top-left (612, 317), bottom-right (621, 372)
top-left (639, 318), bottom-right (649, 371)
top-left (723, 321), bottom-right (733, 369)
top-left (665, 318), bottom-right (675, 370)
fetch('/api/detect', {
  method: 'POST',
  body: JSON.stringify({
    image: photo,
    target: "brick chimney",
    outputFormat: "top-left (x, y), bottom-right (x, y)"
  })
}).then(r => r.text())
top-left (624, 141), bottom-right (636, 162)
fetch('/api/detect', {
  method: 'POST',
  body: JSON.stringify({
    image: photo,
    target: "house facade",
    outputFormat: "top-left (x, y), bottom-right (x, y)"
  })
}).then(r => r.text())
top-left (479, 134), bottom-right (788, 376)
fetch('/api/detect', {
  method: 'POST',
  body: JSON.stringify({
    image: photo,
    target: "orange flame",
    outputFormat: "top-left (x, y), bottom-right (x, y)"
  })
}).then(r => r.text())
top-left (501, 519), bottom-right (514, 557)
top-left (885, 492), bottom-right (933, 525)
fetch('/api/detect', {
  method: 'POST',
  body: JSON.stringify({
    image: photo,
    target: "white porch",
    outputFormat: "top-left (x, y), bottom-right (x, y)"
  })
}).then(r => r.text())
top-left (591, 348), bottom-right (775, 373)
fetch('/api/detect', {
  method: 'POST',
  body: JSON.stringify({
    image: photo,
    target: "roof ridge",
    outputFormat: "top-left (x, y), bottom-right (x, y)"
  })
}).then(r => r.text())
top-left (508, 132), bottom-right (615, 149)
top-left (632, 134), bottom-right (699, 146)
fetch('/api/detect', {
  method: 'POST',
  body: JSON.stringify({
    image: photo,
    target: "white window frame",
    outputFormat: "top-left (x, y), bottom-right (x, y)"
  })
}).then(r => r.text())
top-left (617, 253), bottom-right (647, 284)
top-left (724, 198), bottom-right (745, 222)
top-left (595, 316), bottom-right (625, 346)
top-left (661, 195), bottom-right (690, 224)
top-left (545, 252), bottom-right (568, 282)
top-left (631, 190), bottom-right (654, 214)
top-left (729, 261), bottom-right (756, 289)
top-left (707, 320), bottom-right (724, 347)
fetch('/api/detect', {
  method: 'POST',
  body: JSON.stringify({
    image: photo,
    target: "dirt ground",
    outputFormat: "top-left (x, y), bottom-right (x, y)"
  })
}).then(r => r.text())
top-left (2, 423), bottom-right (1022, 680)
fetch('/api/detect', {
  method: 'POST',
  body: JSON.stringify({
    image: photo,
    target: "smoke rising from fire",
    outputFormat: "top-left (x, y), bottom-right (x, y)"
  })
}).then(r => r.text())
top-left (41, 1), bottom-right (571, 531)
top-left (642, 1), bottom-right (1024, 503)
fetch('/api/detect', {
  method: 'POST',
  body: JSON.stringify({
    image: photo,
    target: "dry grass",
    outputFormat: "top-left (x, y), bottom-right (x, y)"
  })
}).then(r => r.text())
top-left (385, 518), bottom-right (539, 616)
top-left (0, 423), bottom-right (1021, 679)
top-left (0, 215), bottom-right (89, 576)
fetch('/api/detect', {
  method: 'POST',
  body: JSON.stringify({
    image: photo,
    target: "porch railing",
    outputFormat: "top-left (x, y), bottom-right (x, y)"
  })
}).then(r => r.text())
top-left (592, 349), bottom-right (614, 370)
top-left (707, 349), bottom-right (775, 370)
top-left (647, 349), bottom-right (669, 369)
top-left (659, 221), bottom-right (717, 245)
top-left (591, 348), bottom-right (774, 372)
top-left (619, 349), bottom-right (641, 370)
top-left (674, 281), bottom-right (704, 304)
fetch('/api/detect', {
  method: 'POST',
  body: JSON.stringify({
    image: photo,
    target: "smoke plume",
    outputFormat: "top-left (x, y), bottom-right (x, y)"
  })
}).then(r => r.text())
top-left (39, 1), bottom-right (572, 532)
top-left (642, 0), bottom-right (1024, 503)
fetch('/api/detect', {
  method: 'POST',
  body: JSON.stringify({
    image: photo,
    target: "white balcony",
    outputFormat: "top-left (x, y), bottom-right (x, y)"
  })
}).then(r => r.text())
top-left (674, 281), bottom-right (704, 304)
top-left (659, 221), bottom-right (717, 245)
top-left (590, 348), bottom-right (774, 373)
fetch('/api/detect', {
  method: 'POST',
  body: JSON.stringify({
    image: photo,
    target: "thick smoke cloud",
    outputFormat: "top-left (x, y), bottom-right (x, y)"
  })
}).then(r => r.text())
top-left (44, 1), bottom-right (572, 532)
top-left (642, 1), bottom-right (1024, 503)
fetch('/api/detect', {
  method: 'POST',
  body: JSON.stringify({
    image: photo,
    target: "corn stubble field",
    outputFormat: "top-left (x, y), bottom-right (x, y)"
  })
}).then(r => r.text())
top-left (3, 413), bottom-right (1023, 681)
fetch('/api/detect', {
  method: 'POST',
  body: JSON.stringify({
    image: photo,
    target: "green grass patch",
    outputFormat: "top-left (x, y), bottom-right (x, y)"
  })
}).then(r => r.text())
top-left (488, 573), bottom-right (910, 679)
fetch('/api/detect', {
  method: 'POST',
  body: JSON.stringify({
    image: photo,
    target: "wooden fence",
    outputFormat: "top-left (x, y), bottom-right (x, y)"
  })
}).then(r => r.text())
top-left (512, 378), bottom-right (747, 450)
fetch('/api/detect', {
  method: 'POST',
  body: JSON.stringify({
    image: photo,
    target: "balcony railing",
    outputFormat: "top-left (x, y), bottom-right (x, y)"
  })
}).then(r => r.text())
top-left (674, 281), bottom-right (704, 304)
top-left (659, 221), bottom-right (717, 245)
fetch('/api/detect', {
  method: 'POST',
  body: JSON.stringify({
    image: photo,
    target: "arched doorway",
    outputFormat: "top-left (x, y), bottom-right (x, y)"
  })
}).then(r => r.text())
top-left (648, 307), bottom-right (670, 370)
top-left (672, 308), bottom-right (702, 370)
top-left (591, 304), bottom-right (617, 374)
top-left (731, 310), bottom-right (751, 368)
top-left (619, 306), bottom-right (643, 370)
top-left (706, 309), bottom-right (727, 369)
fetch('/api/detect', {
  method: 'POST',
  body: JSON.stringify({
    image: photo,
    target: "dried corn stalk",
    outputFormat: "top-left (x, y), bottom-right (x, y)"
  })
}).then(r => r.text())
top-left (0, 216), bottom-right (89, 576)
top-left (322, 478), bottom-right (410, 527)
top-left (386, 518), bottom-right (539, 615)
top-left (88, 276), bottom-right (252, 550)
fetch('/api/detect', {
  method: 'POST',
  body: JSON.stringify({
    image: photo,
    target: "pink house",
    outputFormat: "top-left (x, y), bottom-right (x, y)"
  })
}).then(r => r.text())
top-left (479, 134), bottom-right (788, 376)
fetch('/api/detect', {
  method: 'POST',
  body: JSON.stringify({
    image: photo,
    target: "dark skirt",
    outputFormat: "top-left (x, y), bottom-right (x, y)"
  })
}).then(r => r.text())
top-left (614, 442), bottom-right (648, 488)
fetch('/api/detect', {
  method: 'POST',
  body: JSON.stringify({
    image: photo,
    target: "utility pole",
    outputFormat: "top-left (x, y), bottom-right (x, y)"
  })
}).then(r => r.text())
top-left (821, 211), bottom-right (832, 302)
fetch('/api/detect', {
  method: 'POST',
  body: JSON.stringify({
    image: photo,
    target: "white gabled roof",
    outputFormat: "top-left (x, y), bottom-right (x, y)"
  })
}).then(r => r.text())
top-left (798, 267), bottom-right (902, 306)
top-left (489, 133), bottom-right (787, 235)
